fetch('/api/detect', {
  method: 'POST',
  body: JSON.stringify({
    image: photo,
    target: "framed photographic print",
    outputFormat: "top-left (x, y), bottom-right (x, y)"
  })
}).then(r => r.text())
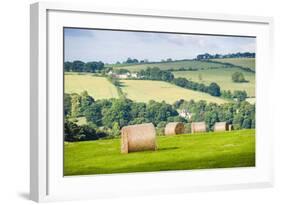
top-left (30, 2), bottom-right (274, 202)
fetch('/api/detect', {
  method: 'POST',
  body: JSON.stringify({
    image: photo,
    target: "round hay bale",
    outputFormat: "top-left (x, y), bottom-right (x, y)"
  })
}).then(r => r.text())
top-left (191, 122), bottom-right (206, 133)
top-left (164, 122), bottom-right (185, 135)
top-left (214, 122), bottom-right (228, 132)
top-left (121, 123), bottom-right (157, 154)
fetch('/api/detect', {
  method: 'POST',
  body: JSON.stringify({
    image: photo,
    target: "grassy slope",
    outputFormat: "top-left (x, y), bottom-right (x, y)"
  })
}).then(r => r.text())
top-left (64, 129), bottom-right (255, 176)
top-left (173, 68), bottom-right (256, 97)
top-left (113, 59), bottom-right (256, 97)
top-left (120, 80), bottom-right (228, 104)
top-left (65, 73), bottom-right (119, 99)
top-left (211, 58), bottom-right (255, 71)
top-left (112, 60), bottom-right (228, 72)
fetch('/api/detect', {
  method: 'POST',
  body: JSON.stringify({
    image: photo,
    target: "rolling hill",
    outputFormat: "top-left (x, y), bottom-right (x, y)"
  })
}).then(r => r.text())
top-left (111, 60), bottom-right (231, 72)
top-left (120, 79), bottom-right (228, 104)
top-left (172, 68), bottom-right (255, 97)
top-left (65, 73), bottom-right (119, 99)
top-left (210, 58), bottom-right (255, 71)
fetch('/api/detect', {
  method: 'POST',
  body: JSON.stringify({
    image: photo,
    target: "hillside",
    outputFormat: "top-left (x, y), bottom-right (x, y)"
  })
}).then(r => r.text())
top-left (120, 79), bottom-right (228, 104)
top-left (65, 73), bottom-right (119, 99)
top-left (111, 60), bottom-right (230, 72)
top-left (173, 68), bottom-right (255, 97)
top-left (210, 58), bottom-right (255, 71)
top-left (64, 73), bottom-right (228, 104)
top-left (64, 129), bottom-right (255, 176)
top-left (111, 59), bottom-right (255, 98)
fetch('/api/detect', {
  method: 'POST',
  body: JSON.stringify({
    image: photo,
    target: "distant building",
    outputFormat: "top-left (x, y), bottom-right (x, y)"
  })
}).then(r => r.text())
top-left (131, 73), bottom-right (138, 78)
top-left (108, 71), bottom-right (139, 79)
top-left (178, 109), bottom-right (192, 119)
top-left (116, 73), bottom-right (129, 79)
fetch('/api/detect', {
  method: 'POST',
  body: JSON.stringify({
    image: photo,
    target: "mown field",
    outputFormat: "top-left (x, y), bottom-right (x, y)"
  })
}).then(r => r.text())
top-left (64, 73), bottom-right (228, 104)
top-left (64, 129), bottom-right (255, 176)
top-left (120, 80), bottom-right (228, 104)
top-left (112, 60), bottom-right (229, 72)
top-left (172, 68), bottom-right (256, 97)
top-left (65, 73), bottom-right (119, 99)
top-left (211, 58), bottom-right (255, 71)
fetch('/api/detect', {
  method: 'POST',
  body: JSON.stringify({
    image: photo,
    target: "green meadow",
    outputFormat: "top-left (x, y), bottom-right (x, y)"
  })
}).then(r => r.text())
top-left (172, 68), bottom-right (256, 97)
top-left (111, 60), bottom-right (228, 72)
top-left (211, 58), bottom-right (255, 71)
top-left (64, 129), bottom-right (255, 176)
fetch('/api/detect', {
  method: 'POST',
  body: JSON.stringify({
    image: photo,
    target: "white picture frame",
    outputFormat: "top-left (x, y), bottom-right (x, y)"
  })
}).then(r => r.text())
top-left (30, 2), bottom-right (274, 202)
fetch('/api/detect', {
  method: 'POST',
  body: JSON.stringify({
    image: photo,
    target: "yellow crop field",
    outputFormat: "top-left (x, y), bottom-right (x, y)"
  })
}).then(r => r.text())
top-left (120, 80), bottom-right (228, 104)
top-left (65, 73), bottom-right (119, 99)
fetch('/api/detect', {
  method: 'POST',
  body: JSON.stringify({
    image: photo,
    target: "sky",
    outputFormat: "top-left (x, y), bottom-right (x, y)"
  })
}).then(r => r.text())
top-left (64, 28), bottom-right (256, 64)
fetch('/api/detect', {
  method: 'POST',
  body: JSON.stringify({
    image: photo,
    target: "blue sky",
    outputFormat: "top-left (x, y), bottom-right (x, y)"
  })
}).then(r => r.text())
top-left (64, 28), bottom-right (255, 63)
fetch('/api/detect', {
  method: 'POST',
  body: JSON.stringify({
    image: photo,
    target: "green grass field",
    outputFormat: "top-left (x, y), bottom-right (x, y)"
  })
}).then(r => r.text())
top-left (112, 60), bottom-right (229, 72)
top-left (64, 129), bottom-right (255, 176)
top-left (211, 58), bottom-right (255, 71)
top-left (65, 73), bottom-right (119, 99)
top-left (172, 68), bottom-right (255, 97)
top-left (120, 80), bottom-right (228, 104)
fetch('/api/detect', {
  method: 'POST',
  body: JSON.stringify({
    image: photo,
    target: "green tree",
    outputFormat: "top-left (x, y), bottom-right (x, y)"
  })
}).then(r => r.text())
top-left (70, 94), bottom-right (81, 117)
top-left (64, 94), bottom-right (72, 117)
top-left (84, 103), bottom-right (102, 126)
top-left (64, 120), bottom-right (81, 141)
top-left (208, 82), bottom-right (221, 96)
top-left (242, 118), bottom-right (251, 129)
top-left (232, 72), bottom-right (247, 83)
top-left (233, 113), bottom-right (243, 129)
top-left (233, 90), bottom-right (247, 102)
top-left (102, 99), bottom-right (131, 128)
top-left (64, 62), bottom-right (72, 72)
top-left (111, 122), bottom-right (120, 137)
top-left (204, 111), bottom-right (218, 130)
top-left (72, 60), bottom-right (85, 72)
top-left (80, 91), bottom-right (94, 113)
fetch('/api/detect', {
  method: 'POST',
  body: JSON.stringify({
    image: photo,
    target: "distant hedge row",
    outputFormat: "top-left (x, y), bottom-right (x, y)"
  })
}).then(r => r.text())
top-left (138, 67), bottom-right (221, 97)
top-left (64, 61), bottom-right (105, 73)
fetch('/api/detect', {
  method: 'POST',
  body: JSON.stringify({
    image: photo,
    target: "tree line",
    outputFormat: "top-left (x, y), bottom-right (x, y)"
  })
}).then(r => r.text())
top-left (221, 90), bottom-right (248, 101)
top-left (64, 92), bottom-right (182, 141)
top-left (137, 67), bottom-right (249, 99)
top-left (64, 61), bottom-right (105, 73)
top-left (64, 91), bottom-right (255, 142)
top-left (196, 52), bottom-right (255, 60)
top-left (138, 67), bottom-right (221, 96)
top-left (174, 99), bottom-right (255, 130)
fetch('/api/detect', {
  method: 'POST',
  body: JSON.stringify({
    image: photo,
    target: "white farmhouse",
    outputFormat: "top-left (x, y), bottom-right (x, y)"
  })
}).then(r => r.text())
top-left (116, 72), bottom-right (130, 79)
top-left (131, 73), bottom-right (138, 78)
top-left (178, 109), bottom-right (192, 119)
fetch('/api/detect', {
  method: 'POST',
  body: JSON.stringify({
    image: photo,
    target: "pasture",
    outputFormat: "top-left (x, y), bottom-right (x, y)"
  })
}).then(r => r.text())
top-left (65, 73), bottom-right (119, 99)
top-left (64, 129), bottom-right (255, 176)
top-left (120, 80), bottom-right (228, 104)
top-left (112, 60), bottom-right (229, 72)
top-left (172, 68), bottom-right (256, 97)
top-left (211, 58), bottom-right (255, 71)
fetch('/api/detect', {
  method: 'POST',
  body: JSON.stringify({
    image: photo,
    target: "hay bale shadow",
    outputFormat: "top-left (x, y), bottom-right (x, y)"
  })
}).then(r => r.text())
top-left (157, 147), bottom-right (179, 151)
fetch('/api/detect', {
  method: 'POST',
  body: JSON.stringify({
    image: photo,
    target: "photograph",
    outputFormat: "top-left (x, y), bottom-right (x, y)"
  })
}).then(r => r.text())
top-left (63, 27), bottom-right (256, 176)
